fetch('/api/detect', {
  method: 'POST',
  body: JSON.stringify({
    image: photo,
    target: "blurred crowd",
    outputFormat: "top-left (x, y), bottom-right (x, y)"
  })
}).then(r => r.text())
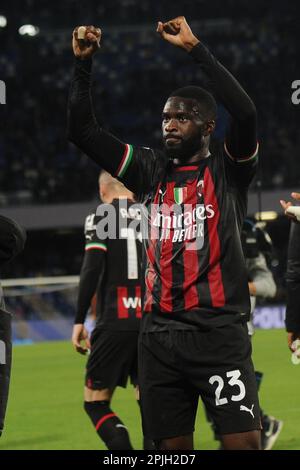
top-left (0, 0), bottom-right (299, 205)
top-left (5, 288), bottom-right (76, 322)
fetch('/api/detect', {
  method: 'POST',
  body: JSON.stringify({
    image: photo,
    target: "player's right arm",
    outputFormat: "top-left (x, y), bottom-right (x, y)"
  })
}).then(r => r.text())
top-left (68, 26), bottom-right (164, 199)
top-left (72, 212), bottom-right (106, 354)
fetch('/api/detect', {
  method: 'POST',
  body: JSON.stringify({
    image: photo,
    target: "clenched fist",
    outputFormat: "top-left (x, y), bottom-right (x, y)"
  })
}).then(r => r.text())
top-left (72, 25), bottom-right (101, 60)
top-left (156, 16), bottom-right (199, 52)
top-left (72, 324), bottom-right (91, 355)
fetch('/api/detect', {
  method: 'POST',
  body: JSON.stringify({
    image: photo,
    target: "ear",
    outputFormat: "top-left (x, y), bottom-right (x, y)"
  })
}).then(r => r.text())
top-left (203, 120), bottom-right (215, 136)
top-left (100, 189), bottom-right (105, 201)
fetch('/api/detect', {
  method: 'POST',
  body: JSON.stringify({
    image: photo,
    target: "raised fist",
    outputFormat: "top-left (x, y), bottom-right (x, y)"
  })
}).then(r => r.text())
top-left (72, 25), bottom-right (101, 60)
top-left (157, 16), bottom-right (199, 52)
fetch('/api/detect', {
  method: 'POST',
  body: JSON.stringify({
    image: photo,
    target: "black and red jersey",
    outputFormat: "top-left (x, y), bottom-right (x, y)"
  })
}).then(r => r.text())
top-left (69, 41), bottom-right (259, 331)
top-left (117, 141), bottom-right (258, 330)
top-left (76, 199), bottom-right (142, 331)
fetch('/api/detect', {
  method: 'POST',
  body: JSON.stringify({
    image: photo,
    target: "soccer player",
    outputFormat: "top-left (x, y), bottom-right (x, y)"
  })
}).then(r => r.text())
top-left (72, 171), bottom-right (143, 450)
top-left (280, 193), bottom-right (300, 355)
top-left (243, 221), bottom-right (282, 450)
top-left (0, 215), bottom-right (26, 436)
top-left (285, 223), bottom-right (300, 353)
top-left (68, 17), bottom-right (261, 450)
top-left (241, 219), bottom-right (277, 336)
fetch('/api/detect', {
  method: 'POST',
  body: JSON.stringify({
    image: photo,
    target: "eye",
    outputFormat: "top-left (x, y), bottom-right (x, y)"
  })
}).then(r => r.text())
top-left (179, 116), bottom-right (188, 122)
top-left (162, 116), bottom-right (170, 123)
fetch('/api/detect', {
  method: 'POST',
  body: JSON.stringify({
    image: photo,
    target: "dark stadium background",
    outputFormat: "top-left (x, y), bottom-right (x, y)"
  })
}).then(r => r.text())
top-left (0, 0), bottom-right (299, 341)
top-left (0, 0), bottom-right (300, 452)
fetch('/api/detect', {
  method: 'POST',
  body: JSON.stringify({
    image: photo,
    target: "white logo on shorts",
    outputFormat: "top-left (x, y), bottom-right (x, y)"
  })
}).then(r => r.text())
top-left (240, 404), bottom-right (255, 418)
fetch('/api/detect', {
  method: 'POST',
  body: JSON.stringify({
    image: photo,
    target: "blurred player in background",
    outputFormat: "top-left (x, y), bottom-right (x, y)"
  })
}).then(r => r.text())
top-left (242, 219), bottom-right (276, 335)
top-left (242, 220), bottom-right (283, 450)
top-left (68, 17), bottom-right (261, 450)
top-left (207, 219), bottom-right (282, 449)
top-left (280, 192), bottom-right (300, 355)
top-left (72, 171), bottom-right (144, 450)
top-left (285, 223), bottom-right (300, 354)
top-left (0, 215), bottom-right (26, 436)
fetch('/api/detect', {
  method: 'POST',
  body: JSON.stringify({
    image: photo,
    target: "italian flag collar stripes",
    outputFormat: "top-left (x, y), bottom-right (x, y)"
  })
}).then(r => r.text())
top-left (115, 144), bottom-right (133, 178)
top-left (85, 243), bottom-right (107, 252)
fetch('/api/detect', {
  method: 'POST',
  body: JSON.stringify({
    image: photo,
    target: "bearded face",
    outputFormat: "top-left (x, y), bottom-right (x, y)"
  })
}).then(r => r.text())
top-left (162, 97), bottom-right (212, 161)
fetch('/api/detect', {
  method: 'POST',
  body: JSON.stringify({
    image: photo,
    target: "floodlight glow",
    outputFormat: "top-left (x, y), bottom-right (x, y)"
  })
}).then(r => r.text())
top-left (255, 211), bottom-right (278, 221)
top-left (18, 24), bottom-right (40, 37)
top-left (0, 15), bottom-right (7, 27)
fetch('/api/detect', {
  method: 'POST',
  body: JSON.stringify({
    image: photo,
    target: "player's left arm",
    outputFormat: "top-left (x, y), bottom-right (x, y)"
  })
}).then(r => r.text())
top-left (158, 17), bottom-right (258, 183)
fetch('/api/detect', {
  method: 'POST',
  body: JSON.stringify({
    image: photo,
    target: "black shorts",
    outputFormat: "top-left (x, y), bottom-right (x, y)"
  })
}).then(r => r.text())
top-left (138, 322), bottom-right (260, 440)
top-left (85, 329), bottom-right (139, 390)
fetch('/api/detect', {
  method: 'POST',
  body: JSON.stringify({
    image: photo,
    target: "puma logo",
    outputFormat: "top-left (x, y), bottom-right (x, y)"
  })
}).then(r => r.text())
top-left (159, 188), bottom-right (167, 203)
top-left (240, 404), bottom-right (255, 418)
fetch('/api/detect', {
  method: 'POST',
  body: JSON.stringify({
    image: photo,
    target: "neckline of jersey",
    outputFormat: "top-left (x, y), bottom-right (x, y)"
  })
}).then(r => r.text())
top-left (172, 152), bottom-right (211, 172)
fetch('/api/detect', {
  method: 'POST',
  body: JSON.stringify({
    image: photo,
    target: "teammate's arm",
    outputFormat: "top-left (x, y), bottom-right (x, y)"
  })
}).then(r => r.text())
top-left (285, 223), bottom-right (300, 352)
top-left (72, 249), bottom-right (105, 354)
top-left (72, 213), bottom-right (107, 354)
top-left (68, 26), bottom-right (161, 198)
top-left (280, 192), bottom-right (300, 223)
top-left (157, 17), bottom-right (258, 172)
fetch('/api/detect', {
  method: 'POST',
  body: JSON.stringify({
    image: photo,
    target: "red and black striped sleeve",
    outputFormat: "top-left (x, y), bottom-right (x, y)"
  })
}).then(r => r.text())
top-left (68, 58), bottom-right (166, 199)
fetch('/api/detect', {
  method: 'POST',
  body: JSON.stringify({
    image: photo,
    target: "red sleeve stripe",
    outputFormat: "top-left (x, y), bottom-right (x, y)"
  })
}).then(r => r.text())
top-left (203, 167), bottom-right (225, 307)
top-left (183, 185), bottom-right (200, 310)
top-left (117, 287), bottom-right (129, 319)
top-left (159, 182), bottom-right (175, 313)
top-left (115, 144), bottom-right (133, 178)
top-left (224, 141), bottom-right (259, 163)
top-left (144, 183), bottom-right (161, 313)
top-left (85, 243), bottom-right (107, 252)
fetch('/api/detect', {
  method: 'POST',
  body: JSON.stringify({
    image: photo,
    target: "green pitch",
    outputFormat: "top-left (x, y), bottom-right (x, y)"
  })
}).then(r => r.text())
top-left (0, 328), bottom-right (299, 450)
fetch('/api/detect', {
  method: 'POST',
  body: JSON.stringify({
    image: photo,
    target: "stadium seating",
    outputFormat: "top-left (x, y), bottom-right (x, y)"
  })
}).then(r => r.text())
top-left (0, 0), bottom-right (299, 205)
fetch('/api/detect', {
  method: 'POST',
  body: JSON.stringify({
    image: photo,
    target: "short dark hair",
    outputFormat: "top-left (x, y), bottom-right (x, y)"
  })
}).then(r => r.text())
top-left (169, 86), bottom-right (217, 120)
